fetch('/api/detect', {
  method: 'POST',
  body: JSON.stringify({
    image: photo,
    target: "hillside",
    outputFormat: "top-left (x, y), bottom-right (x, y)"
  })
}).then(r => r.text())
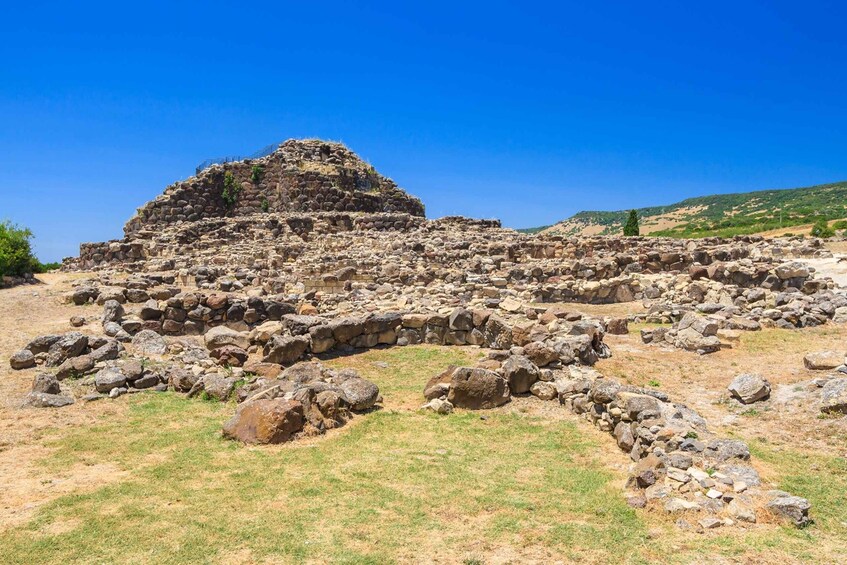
top-left (539, 181), bottom-right (847, 238)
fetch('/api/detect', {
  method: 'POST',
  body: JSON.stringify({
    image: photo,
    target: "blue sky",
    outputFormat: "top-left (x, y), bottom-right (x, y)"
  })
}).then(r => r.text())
top-left (2, 1), bottom-right (846, 261)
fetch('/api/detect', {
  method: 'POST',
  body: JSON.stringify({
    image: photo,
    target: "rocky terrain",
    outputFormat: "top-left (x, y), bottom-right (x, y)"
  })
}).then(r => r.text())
top-left (2, 139), bottom-right (846, 562)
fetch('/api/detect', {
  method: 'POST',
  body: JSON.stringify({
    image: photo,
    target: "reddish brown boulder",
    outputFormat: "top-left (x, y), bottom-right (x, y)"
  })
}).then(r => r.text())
top-left (447, 367), bottom-right (511, 409)
top-left (222, 399), bottom-right (305, 444)
top-left (211, 345), bottom-right (248, 367)
top-left (605, 318), bottom-right (629, 335)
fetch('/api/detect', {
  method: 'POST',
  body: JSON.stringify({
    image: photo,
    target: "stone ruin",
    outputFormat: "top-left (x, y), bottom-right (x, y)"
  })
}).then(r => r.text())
top-left (15, 137), bottom-right (847, 530)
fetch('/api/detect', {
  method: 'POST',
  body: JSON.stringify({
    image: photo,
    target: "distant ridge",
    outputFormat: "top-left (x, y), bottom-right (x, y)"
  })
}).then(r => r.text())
top-left (534, 181), bottom-right (847, 238)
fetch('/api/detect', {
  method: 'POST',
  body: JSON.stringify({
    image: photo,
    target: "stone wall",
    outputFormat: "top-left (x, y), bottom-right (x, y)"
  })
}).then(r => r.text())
top-left (124, 139), bottom-right (425, 236)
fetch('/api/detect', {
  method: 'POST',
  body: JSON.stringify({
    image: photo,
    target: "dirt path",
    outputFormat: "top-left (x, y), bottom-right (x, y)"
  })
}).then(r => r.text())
top-left (802, 255), bottom-right (847, 287)
top-left (0, 273), bottom-right (129, 529)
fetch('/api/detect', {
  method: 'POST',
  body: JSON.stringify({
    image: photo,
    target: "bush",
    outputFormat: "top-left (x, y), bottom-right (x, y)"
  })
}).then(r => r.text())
top-left (623, 210), bottom-right (640, 236)
top-left (251, 165), bottom-right (263, 184)
top-left (261, 198), bottom-right (269, 213)
top-left (222, 172), bottom-right (242, 209)
top-left (34, 261), bottom-right (61, 273)
top-left (831, 220), bottom-right (847, 230)
top-left (0, 220), bottom-right (38, 277)
top-left (811, 218), bottom-right (835, 238)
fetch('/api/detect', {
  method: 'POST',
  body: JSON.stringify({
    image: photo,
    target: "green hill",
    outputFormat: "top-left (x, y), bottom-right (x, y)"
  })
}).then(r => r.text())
top-left (539, 181), bottom-right (847, 238)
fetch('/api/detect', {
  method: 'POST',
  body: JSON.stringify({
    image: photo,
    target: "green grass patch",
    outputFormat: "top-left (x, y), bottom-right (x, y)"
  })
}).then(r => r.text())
top-left (0, 347), bottom-right (647, 563)
top-left (3, 346), bottom-right (844, 563)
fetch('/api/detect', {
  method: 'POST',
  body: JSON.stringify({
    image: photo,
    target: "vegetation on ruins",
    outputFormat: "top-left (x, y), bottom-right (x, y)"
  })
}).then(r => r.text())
top-left (542, 180), bottom-right (847, 238)
top-left (811, 218), bottom-right (835, 238)
top-left (221, 171), bottom-right (242, 209)
top-left (623, 209), bottom-right (640, 236)
top-left (251, 164), bottom-right (264, 184)
top-left (261, 198), bottom-right (269, 212)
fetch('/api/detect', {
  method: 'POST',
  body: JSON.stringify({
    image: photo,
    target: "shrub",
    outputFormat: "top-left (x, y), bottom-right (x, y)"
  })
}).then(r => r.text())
top-left (623, 210), bottom-right (640, 236)
top-left (261, 198), bottom-right (269, 212)
top-left (33, 261), bottom-right (61, 273)
top-left (222, 172), bottom-right (242, 209)
top-left (0, 220), bottom-right (38, 277)
top-left (811, 218), bottom-right (835, 238)
top-left (251, 164), bottom-right (263, 184)
top-left (832, 220), bottom-right (847, 230)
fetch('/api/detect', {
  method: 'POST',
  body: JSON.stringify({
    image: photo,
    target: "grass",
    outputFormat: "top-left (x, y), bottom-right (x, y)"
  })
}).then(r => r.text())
top-left (0, 346), bottom-right (647, 564)
top-left (2, 345), bottom-right (845, 563)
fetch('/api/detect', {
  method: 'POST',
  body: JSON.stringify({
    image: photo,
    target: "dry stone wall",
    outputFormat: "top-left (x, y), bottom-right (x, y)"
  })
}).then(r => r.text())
top-left (124, 139), bottom-right (424, 237)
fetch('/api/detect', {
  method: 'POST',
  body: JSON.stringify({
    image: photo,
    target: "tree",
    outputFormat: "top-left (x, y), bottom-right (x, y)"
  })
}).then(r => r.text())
top-left (623, 210), bottom-right (640, 236)
top-left (0, 220), bottom-right (38, 277)
top-left (810, 218), bottom-right (834, 238)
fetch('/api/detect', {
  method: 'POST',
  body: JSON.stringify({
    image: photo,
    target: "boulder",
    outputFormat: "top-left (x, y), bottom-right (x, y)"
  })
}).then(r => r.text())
top-left (423, 365), bottom-right (456, 400)
top-left (803, 351), bottom-right (843, 370)
top-left (590, 378), bottom-right (621, 404)
top-left (675, 327), bottom-right (721, 354)
top-left (523, 341), bottom-right (558, 367)
top-left (448, 308), bottom-right (473, 331)
top-left (222, 399), bottom-right (305, 444)
top-left (89, 339), bottom-right (122, 362)
top-left (501, 355), bottom-right (540, 394)
top-left (704, 439), bottom-right (750, 462)
top-left (23, 392), bottom-right (75, 408)
top-left (632, 454), bottom-right (666, 488)
top-left (25, 334), bottom-right (62, 355)
top-left (101, 299), bottom-right (124, 324)
top-left (95, 367), bottom-right (127, 393)
top-left (56, 355), bottom-right (95, 380)
top-left (132, 330), bottom-right (167, 355)
top-left (329, 317), bottom-right (365, 343)
top-left (422, 398), bottom-right (454, 414)
top-left (204, 326), bottom-right (249, 351)
top-left (211, 345), bottom-right (248, 367)
top-left (727, 373), bottom-right (771, 404)
top-left (766, 491), bottom-right (811, 527)
top-left (45, 333), bottom-right (88, 367)
top-left (606, 318), bottom-right (629, 335)
top-left (32, 373), bottom-right (61, 395)
top-left (482, 315), bottom-right (512, 350)
top-left (614, 421), bottom-right (635, 452)
top-left (820, 377), bottom-right (847, 414)
top-left (9, 349), bottom-right (35, 370)
top-left (775, 261), bottom-right (809, 280)
top-left (447, 367), bottom-right (510, 409)
top-left (169, 369), bottom-right (199, 392)
top-left (198, 373), bottom-right (238, 401)
top-left (530, 381), bottom-right (558, 400)
top-left (338, 377), bottom-right (380, 411)
top-left (263, 335), bottom-right (310, 365)
top-left (250, 320), bottom-right (284, 344)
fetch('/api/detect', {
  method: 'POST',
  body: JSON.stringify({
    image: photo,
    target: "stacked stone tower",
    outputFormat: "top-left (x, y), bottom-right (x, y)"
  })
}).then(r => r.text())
top-left (123, 139), bottom-right (425, 237)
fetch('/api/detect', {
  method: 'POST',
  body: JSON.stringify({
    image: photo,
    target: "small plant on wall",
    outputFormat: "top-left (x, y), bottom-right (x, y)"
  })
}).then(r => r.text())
top-left (222, 172), bottom-right (242, 209)
top-left (251, 164), bottom-right (264, 184)
top-left (261, 198), bottom-right (269, 212)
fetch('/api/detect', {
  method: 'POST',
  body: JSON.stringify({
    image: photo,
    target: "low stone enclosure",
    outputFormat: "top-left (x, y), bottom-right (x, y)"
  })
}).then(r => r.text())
top-left (10, 290), bottom-right (817, 531)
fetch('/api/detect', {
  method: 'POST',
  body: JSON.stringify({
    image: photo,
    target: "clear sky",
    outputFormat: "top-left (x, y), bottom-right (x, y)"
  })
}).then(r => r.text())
top-left (2, 1), bottom-right (846, 261)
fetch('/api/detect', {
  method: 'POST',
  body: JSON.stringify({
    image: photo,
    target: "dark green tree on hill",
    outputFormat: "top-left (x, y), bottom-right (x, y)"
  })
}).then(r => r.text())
top-left (623, 210), bottom-right (640, 236)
